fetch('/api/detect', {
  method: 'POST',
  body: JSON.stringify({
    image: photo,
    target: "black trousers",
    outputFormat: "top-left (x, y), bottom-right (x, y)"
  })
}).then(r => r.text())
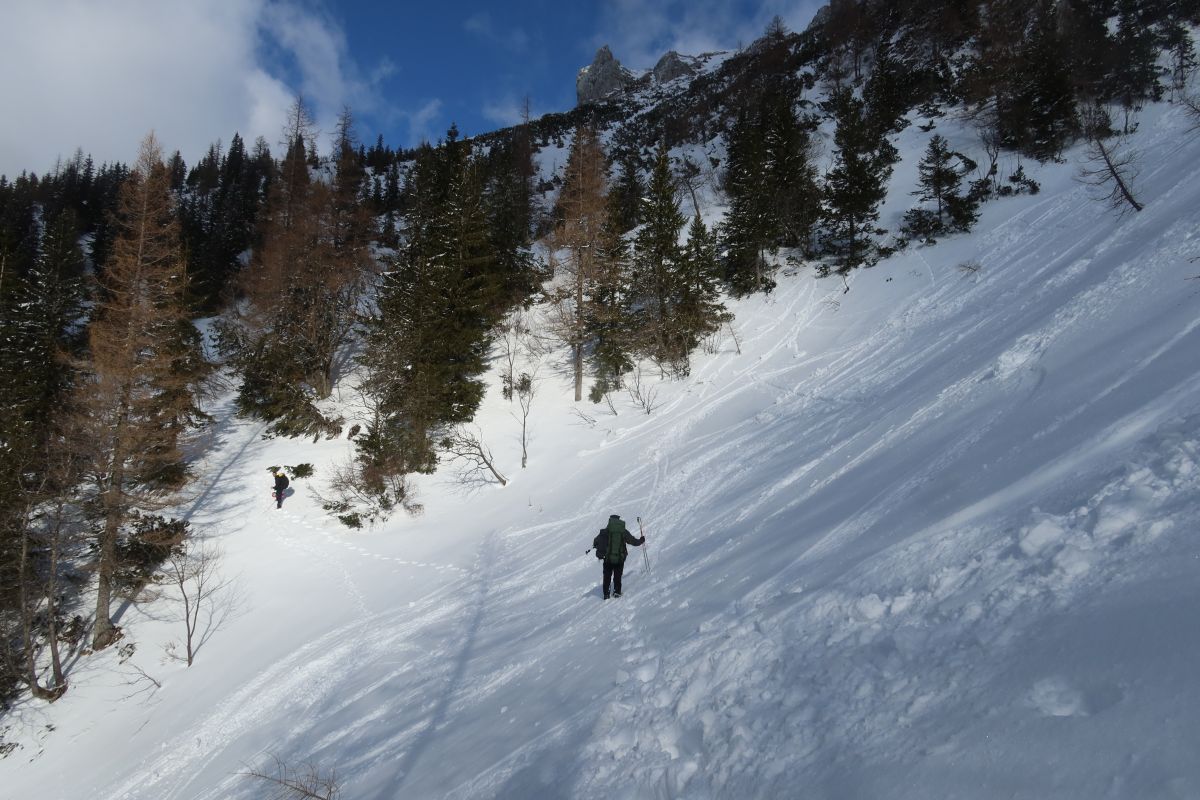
top-left (603, 560), bottom-right (625, 596)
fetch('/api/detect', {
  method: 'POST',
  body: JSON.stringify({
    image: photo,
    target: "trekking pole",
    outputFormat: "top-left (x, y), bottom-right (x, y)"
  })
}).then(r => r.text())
top-left (637, 516), bottom-right (651, 576)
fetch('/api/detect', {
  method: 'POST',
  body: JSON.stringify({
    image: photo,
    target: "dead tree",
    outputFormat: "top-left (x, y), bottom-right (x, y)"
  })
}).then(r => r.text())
top-left (495, 311), bottom-right (529, 401)
top-left (245, 755), bottom-right (340, 800)
top-left (442, 426), bottom-right (507, 487)
top-left (515, 372), bottom-right (537, 468)
top-left (1184, 93), bottom-right (1200, 134)
top-left (626, 365), bottom-right (661, 415)
top-left (163, 540), bottom-right (235, 667)
top-left (1079, 107), bottom-right (1144, 214)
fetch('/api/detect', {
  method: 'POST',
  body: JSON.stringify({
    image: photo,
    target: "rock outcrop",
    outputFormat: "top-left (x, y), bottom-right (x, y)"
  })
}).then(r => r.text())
top-left (576, 45), bottom-right (635, 105)
top-left (652, 51), bottom-right (696, 85)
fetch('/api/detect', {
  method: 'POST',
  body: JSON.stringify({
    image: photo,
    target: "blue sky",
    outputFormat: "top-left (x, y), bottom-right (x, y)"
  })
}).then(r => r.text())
top-left (0, 0), bottom-right (823, 178)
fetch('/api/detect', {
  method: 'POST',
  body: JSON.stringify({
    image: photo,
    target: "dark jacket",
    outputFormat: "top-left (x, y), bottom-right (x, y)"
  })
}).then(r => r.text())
top-left (273, 473), bottom-right (290, 492)
top-left (593, 516), bottom-right (645, 564)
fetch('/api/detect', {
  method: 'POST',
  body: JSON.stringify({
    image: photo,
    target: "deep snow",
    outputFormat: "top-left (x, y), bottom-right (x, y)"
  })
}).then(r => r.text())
top-left (4, 98), bottom-right (1200, 799)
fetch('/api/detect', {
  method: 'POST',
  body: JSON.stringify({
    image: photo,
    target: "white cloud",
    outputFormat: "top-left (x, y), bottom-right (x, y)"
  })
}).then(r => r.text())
top-left (464, 12), bottom-right (530, 53)
top-left (0, 0), bottom-right (396, 178)
top-left (480, 94), bottom-right (551, 130)
top-left (405, 99), bottom-right (444, 146)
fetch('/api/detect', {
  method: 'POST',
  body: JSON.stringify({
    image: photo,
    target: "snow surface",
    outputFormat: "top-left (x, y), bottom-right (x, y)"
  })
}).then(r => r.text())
top-left (4, 99), bottom-right (1200, 799)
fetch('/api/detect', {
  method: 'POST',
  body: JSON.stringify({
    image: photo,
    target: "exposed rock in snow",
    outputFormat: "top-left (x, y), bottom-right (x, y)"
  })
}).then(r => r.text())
top-left (576, 45), bottom-right (634, 105)
top-left (652, 50), bottom-right (696, 84)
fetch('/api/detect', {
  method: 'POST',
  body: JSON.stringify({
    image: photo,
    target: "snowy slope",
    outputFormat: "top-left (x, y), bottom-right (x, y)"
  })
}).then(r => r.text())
top-left (4, 100), bottom-right (1200, 799)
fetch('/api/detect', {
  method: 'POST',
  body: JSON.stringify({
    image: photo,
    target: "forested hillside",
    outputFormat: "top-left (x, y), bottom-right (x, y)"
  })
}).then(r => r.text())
top-left (2, 4), bottom-right (1199, 791)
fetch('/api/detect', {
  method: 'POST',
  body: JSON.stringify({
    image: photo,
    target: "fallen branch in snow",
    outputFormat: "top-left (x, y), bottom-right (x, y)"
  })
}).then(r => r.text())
top-left (1078, 105), bottom-right (1144, 214)
top-left (442, 426), bottom-right (508, 488)
top-left (244, 755), bottom-right (340, 799)
top-left (118, 663), bottom-right (162, 703)
top-left (569, 407), bottom-right (598, 428)
top-left (1184, 93), bottom-right (1200, 132)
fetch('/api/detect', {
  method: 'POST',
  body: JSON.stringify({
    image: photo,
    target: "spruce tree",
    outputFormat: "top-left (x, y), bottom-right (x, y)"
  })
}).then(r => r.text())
top-left (1001, 7), bottom-right (1079, 159)
top-left (354, 126), bottom-right (499, 515)
top-left (904, 134), bottom-right (980, 241)
top-left (0, 209), bottom-right (84, 700)
top-left (587, 195), bottom-right (635, 402)
top-left (915, 134), bottom-right (961, 219)
top-left (722, 109), bottom-right (775, 295)
top-left (632, 146), bottom-right (688, 371)
top-left (677, 214), bottom-right (730, 361)
top-left (763, 90), bottom-right (821, 253)
top-left (1107, 0), bottom-right (1164, 113)
top-left (608, 151), bottom-right (645, 234)
top-left (822, 87), bottom-right (897, 273)
top-left (482, 137), bottom-right (539, 314)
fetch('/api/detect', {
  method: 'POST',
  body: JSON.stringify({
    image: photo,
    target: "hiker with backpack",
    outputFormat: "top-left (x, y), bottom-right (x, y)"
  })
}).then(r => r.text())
top-left (273, 470), bottom-right (290, 509)
top-left (592, 514), bottom-right (646, 599)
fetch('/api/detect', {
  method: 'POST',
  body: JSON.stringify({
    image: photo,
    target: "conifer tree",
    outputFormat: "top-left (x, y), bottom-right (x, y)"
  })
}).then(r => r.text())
top-left (0, 209), bottom-right (86, 698)
top-left (1106, 1), bottom-right (1164, 113)
top-left (608, 151), bottom-right (645, 234)
top-left (822, 87), bottom-right (897, 273)
top-left (352, 126), bottom-right (500, 517)
top-left (553, 125), bottom-right (612, 401)
top-left (77, 134), bottom-right (208, 650)
top-left (587, 194), bottom-right (636, 402)
top-left (915, 134), bottom-right (961, 219)
top-left (225, 102), bottom-right (369, 436)
top-left (903, 134), bottom-right (980, 241)
top-left (632, 146), bottom-right (689, 371)
top-left (763, 90), bottom-right (821, 253)
top-left (722, 109), bottom-right (775, 295)
top-left (482, 136), bottom-right (539, 314)
top-left (676, 213), bottom-right (730, 360)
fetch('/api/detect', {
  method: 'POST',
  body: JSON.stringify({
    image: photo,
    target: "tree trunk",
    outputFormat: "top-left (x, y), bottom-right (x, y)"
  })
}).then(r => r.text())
top-left (573, 259), bottom-right (585, 402)
top-left (18, 526), bottom-right (42, 696)
top-left (92, 506), bottom-right (121, 650)
top-left (1095, 137), bottom-right (1144, 212)
top-left (44, 513), bottom-right (66, 696)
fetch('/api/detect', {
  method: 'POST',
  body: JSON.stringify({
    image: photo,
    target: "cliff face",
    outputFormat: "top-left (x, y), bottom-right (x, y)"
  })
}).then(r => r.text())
top-left (652, 51), bottom-right (696, 84)
top-left (576, 46), bottom-right (635, 105)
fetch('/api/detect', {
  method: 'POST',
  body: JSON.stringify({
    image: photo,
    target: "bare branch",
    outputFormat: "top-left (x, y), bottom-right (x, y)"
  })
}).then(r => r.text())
top-left (244, 754), bottom-right (341, 800)
top-left (1078, 106), bottom-right (1144, 214)
top-left (569, 408), bottom-right (598, 428)
top-left (515, 371), bottom-right (537, 469)
top-left (1184, 93), bottom-right (1200, 134)
top-left (626, 365), bottom-right (661, 415)
top-left (442, 426), bottom-right (508, 488)
top-left (162, 540), bottom-right (240, 667)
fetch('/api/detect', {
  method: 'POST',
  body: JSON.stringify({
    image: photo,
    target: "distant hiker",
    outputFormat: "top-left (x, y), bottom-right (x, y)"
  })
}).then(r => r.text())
top-left (273, 470), bottom-right (290, 509)
top-left (592, 514), bottom-right (645, 599)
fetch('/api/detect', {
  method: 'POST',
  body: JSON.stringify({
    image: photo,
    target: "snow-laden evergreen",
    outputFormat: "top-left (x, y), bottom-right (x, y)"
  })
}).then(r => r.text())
top-left (4, 97), bottom-right (1200, 798)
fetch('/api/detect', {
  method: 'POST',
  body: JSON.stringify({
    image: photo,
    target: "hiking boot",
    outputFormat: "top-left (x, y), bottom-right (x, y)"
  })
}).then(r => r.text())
top-left (613, 592), bottom-right (622, 598)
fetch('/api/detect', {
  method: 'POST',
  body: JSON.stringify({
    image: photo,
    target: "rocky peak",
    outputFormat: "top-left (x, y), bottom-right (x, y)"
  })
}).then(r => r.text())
top-left (576, 45), bottom-right (635, 105)
top-left (652, 51), bottom-right (696, 85)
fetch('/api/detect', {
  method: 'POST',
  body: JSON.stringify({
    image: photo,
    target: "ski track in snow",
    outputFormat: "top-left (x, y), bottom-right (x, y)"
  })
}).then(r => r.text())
top-left (6, 101), bottom-right (1200, 800)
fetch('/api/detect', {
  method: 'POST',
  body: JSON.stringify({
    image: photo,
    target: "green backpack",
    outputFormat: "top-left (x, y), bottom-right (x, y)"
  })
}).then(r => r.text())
top-left (603, 517), bottom-right (627, 564)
